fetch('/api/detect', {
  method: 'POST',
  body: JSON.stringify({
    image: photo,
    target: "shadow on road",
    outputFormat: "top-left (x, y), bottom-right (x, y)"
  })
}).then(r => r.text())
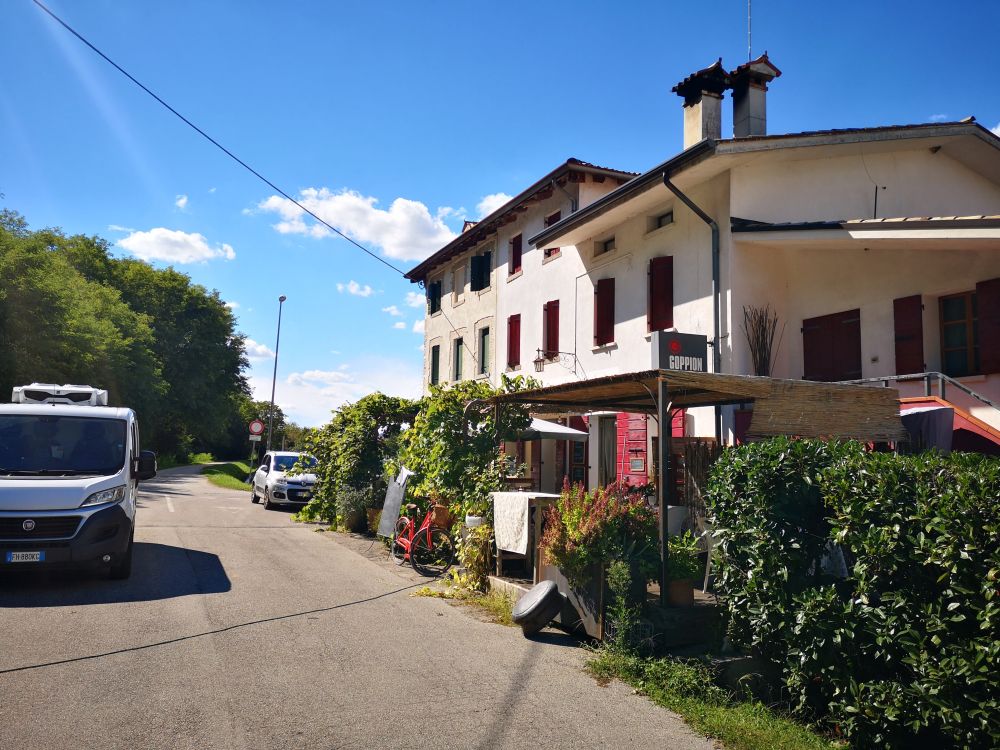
top-left (0, 542), bottom-right (231, 607)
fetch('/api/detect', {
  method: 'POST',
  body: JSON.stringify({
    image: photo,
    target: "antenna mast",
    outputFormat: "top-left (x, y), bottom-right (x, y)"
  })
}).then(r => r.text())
top-left (747, 0), bottom-right (752, 60)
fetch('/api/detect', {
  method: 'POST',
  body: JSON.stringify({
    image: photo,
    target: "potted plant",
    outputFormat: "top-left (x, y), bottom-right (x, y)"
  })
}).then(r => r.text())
top-left (665, 531), bottom-right (702, 607)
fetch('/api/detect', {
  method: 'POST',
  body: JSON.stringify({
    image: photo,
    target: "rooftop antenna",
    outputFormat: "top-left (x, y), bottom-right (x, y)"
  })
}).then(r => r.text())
top-left (747, 0), bottom-right (752, 60)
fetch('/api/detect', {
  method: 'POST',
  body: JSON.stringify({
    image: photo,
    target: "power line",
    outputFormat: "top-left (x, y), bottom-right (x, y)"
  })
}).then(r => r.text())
top-left (31, 0), bottom-right (404, 277)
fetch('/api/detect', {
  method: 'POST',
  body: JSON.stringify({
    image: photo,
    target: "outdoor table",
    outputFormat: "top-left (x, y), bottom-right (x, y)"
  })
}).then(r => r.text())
top-left (491, 491), bottom-right (560, 583)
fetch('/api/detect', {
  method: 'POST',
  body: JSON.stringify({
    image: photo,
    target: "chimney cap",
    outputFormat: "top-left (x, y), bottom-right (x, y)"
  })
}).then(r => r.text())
top-left (729, 52), bottom-right (781, 84)
top-left (672, 59), bottom-right (729, 105)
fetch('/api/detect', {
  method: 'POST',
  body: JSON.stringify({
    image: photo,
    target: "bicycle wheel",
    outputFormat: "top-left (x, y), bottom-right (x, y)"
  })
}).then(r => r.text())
top-left (389, 517), bottom-right (410, 566)
top-left (410, 526), bottom-right (455, 577)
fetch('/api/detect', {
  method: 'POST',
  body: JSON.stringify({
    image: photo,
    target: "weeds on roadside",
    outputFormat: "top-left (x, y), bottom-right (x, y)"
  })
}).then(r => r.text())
top-left (413, 586), bottom-right (515, 626)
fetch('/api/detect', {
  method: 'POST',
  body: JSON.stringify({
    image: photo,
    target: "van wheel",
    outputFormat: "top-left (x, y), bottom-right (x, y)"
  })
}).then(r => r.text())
top-left (109, 531), bottom-right (134, 580)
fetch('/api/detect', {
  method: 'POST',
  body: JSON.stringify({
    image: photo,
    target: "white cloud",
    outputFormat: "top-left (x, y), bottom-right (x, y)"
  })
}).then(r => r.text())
top-left (928, 114), bottom-right (949, 123)
top-left (992, 122), bottom-right (1000, 137)
top-left (476, 192), bottom-right (513, 218)
top-left (250, 355), bottom-right (423, 426)
top-left (404, 291), bottom-right (424, 308)
top-left (245, 338), bottom-right (275, 360)
top-left (225, 301), bottom-right (240, 309)
top-left (208, 187), bottom-right (217, 194)
top-left (382, 305), bottom-right (403, 317)
top-left (412, 319), bottom-right (425, 334)
top-left (393, 321), bottom-right (407, 330)
top-left (256, 187), bottom-right (457, 261)
top-left (175, 194), bottom-right (189, 210)
top-left (336, 280), bottom-right (374, 297)
top-left (118, 228), bottom-right (236, 263)
top-left (107, 224), bottom-right (134, 233)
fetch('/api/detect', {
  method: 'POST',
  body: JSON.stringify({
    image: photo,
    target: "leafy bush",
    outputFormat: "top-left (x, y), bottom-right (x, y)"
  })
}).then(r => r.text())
top-left (706, 438), bottom-right (1000, 748)
top-left (666, 531), bottom-right (703, 582)
top-left (540, 481), bottom-right (659, 588)
top-left (451, 523), bottom-right (494, 593)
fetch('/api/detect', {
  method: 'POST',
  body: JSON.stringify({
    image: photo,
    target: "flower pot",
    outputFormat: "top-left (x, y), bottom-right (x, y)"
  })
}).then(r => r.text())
top-left (667, 579), bottom-right (695, 607)
top-left (465, 514), bottom-right (484, 528)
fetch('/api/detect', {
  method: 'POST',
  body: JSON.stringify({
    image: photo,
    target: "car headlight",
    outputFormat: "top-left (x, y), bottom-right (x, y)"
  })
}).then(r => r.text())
top-left (274, 478), bottom-right (287, 487)
top-left (81, 485), bottom-right (126, 507)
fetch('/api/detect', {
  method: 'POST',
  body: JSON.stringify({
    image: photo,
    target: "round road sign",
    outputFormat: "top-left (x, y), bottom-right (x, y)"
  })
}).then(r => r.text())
top-left (248, 419), bottom-right (265, 436)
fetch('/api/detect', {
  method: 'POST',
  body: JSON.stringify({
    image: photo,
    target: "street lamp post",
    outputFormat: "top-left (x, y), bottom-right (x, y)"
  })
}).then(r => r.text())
top-left (266, 295), bottom-right (287, 454)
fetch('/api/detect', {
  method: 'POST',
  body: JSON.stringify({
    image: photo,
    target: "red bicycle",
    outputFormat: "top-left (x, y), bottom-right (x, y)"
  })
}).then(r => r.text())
top-left (390, 503), bottom-right (456, 576)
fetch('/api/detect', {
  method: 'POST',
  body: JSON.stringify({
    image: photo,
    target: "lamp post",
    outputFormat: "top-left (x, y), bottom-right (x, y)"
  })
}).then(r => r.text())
top-left (266, 295), bottom-right (287, 454)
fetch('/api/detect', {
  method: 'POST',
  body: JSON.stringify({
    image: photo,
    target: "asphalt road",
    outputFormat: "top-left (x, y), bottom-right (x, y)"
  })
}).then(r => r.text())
top-left (0, 465), bottom-right (713, 750)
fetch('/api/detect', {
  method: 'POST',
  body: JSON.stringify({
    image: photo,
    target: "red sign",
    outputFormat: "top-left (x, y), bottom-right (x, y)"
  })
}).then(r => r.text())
top-left (248, 419), bottom-right (265, 436)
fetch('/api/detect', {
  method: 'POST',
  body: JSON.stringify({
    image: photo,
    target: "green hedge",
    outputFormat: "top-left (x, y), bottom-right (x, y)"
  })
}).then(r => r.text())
top-left (706, 439), bottom-right (1000, 748)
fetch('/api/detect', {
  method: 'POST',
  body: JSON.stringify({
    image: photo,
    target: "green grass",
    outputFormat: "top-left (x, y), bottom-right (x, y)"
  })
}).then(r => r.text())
top-left (201, 461), bottom-right (254, 491)
top-left (413, 586), bottom-right (516, 626)
top-left (587, 651), bottom-right (842, 750)
top-left (158, 452), bottom-right (216, 469)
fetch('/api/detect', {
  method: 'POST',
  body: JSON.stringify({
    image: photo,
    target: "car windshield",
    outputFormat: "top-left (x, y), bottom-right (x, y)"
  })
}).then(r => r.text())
top-left (273, 455), bottom-right (316, 472)
top-left (0, 415), bottom-right (127, 476)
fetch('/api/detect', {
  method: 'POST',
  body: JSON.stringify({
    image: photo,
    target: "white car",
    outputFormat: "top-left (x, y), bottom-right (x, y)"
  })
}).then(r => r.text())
top-left (250, 451), bottom-right (318, 509)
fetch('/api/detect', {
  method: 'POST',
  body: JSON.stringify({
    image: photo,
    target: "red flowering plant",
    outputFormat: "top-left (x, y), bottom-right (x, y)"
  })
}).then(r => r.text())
top-left (540, 480), bottom-right (659, 588)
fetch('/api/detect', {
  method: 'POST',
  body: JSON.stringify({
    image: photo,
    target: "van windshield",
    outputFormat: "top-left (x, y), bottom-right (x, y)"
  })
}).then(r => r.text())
top-left (0, 415), bottom-right (127, 476)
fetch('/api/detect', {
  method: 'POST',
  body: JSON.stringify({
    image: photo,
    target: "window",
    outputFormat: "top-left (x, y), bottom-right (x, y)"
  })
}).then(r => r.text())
top-left (939, 291), bottom-right (979, 377)
top-left (427, 281), bottom-right (442, 314)
top-left (507, 315), bottom-right (521, 368)
top-left (647, 256), bottom-right (673, 332)
top-left (453, 338), bottom-right (464, 381)
top-left (802, 309), bottom-right (861, 382)
top-left (544, 211), bottom-right (561, 258)
top-left (653, 211), bottom-right (674, 230)
top-left (479, 327), bottom-right (490, 375)
top-left (470, 250), bottom-right (492, 291)
top-left (430, 345), bottom-right (440, 385)
top-left (596, 236), bottom-right (615, 256)
top-left (543, 299), bottom-right (560, 357)
top-left (594, 278), bottom-right (615, 346)
top-left (509, 234), bottom-right (522, 274)
top-left (452, 264), bottom-right (465, 303)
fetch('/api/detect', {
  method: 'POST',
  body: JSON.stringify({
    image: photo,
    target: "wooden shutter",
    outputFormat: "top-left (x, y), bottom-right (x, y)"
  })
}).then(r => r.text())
top-left (544, 300), bottom-right (560, 356)
top-left (507, 315), bottom-right (520, 367)
top-left (510, 235), bottom-right (522, 273)
top-left (427, 281), bottom-right (441, 314)
top-left (469, 256), bottom-right (484, 291)
top-left (802, 309), bottom-right (861, 381)
top-left (430, 345), bottom-right (440, 385)
top-left (893, 295), bottom-right (924, 375)
top-left (594, 278), bottom-right (615, 346)
top-left (647, 256), bottom-right (673, 331)
top-left (978, 278), bottom-right (1000, 374)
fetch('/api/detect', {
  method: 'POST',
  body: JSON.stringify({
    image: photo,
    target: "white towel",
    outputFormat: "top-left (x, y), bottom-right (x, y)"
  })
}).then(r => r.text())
top-left (492, 492), bottom-right (530, 554)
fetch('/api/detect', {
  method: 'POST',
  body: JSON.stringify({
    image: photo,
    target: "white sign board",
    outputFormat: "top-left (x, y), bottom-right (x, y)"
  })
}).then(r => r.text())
top-left (249, 434), bottom-right (262, 442)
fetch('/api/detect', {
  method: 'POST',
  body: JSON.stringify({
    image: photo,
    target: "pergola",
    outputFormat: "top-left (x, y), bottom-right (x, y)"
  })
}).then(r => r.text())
top-left (490, 369), bottom-right (907, 604)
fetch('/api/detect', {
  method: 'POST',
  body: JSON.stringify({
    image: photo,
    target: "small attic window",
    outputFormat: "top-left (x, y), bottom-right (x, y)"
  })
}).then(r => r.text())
top-left (596, 237), bottom-right (616, 256)
top-left (649, 211), bottom-right (674, 232)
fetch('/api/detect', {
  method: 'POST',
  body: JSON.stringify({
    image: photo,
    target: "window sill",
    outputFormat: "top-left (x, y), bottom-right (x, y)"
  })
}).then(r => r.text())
top-left (430, 310), bottom-right (443, 318)
top-left (542, 251), bottom-right (562, 265)
top-left (506, 365), bottom-right (521, 373)
top-left (644, 328), bottom-right (677, 341)
top-left (452, 297), bottom-right (465, 307)
top-left (477, 286), bottom-right (492, 297)
top-left (645, 221), bottom-right (675, 238)
top-left (592, 342), bottom-right (618, 353)
top-left (507, 269), bottom-right (523, 283)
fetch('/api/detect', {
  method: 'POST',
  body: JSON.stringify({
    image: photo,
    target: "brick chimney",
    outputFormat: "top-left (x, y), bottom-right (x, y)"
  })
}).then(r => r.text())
top-left (729, 53), bottom-right (781, 138)
top-left (672, 59), bottom-right (728, 149)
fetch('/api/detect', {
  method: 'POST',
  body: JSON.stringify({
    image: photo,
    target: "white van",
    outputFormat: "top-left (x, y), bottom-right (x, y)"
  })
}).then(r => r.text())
top-left (0, 384), bottom-right (157, 579)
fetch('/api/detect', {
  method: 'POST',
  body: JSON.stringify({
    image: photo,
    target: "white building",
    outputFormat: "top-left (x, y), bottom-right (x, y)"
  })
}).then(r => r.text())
top-left (410, 55), bottom-right (1000, 492)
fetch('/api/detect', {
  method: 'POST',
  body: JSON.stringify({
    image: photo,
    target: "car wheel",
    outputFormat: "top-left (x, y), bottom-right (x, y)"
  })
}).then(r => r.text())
top-left (109, 530), bottom-right (134, 580)
top-left (264, 489), bottom-right (274, 510)
top-left (251, 486), bottom-right (260, 504)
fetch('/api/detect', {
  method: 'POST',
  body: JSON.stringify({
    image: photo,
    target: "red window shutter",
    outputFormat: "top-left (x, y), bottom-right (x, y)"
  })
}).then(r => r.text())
top-left (544, 300), bottom-right (560, 356)
top-left (647, 256), bottom-right (673, 331)
top-left (977, 278), bottom-right (1000, 374)
top-left (893, 295), bottom-right (924, 375)
top-left (507, 315), bottom-right (520, 367)
top-left (510, 234), bottom-right (522, 273)
top-left (802, 309), bottom-right (861, 381)
top-left (594, 278), bottom-right (615, 346)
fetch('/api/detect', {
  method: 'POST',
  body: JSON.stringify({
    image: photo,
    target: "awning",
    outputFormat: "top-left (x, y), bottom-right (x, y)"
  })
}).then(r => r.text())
top-left (518, 417), bottom-right (589, 442)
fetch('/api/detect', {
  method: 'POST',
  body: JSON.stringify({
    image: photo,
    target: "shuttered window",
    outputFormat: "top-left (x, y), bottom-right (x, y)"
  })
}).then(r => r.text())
top-left (453, 338), bottom-right (463, 381)
top-left (647, 256), bottom-right (673, 331)
top-left (802, 309), bottom-right (861, 382)
top-left (976, 278), bottom-right (1000, 374)
top-left (893, 295), bottom-right (924, 375)
top-left (430, 345), bottom-right (440, 385)
top-left (470, 251), bottom-right (492, 291)
top-left (427, 281), bottom-right (442, 314)
top-left (507, 315), bottom-right (521, 368)
top-left (509, 234), bottom-right (522, 274)
top-left (940, 291), bottom-right (978, 377)
top-left (479, 327), bottom-right (490, 375)
top-left (543, 300), bottom-right (560, 357)
top-left (594, 278), bottom-right (615, 346)
top-left (544, 212), bottom-right (561, 258)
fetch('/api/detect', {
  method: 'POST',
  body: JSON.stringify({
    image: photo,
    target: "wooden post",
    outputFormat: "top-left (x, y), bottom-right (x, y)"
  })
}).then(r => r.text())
top-left (657, 375), bottom-right (671, 606)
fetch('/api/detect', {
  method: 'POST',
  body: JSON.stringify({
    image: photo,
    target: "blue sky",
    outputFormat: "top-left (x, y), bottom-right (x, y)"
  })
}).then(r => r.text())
top-left (2, 1), bottom-right (998, 426)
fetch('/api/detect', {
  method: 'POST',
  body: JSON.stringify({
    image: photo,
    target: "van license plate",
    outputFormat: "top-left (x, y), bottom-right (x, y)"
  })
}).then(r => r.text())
top-left (6, 551), bottom-right (44, 563)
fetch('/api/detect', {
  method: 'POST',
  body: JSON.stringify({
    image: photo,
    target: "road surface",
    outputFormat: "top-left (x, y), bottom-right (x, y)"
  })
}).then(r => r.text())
top-left (0, 465), bottom-right (713, 749)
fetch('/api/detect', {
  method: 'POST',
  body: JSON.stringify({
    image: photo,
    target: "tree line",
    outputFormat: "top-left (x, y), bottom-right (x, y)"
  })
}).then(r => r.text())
top-left (0, 208), bottom-right (294, 461)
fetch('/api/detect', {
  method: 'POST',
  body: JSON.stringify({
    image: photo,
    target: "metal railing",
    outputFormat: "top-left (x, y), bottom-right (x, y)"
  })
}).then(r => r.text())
top-left (838, 372), bottom-right (1000, 412)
